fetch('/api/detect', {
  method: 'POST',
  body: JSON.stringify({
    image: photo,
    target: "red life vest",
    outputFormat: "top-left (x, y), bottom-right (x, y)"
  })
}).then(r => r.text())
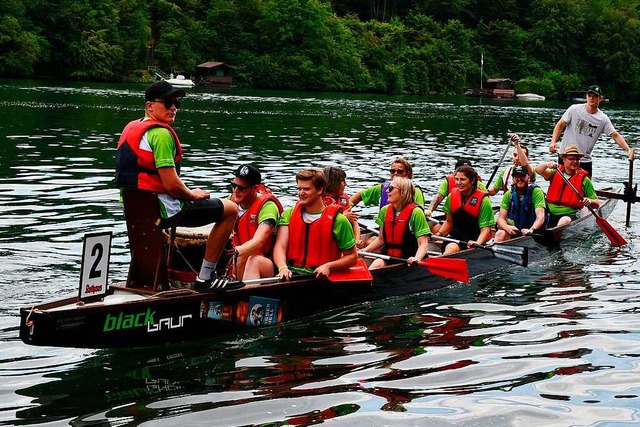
top-left (546, 166), bottom-right (588, 209)
top-left (501, 166), bottom-right (513, 192)
top-left (383, 203), bottom-right (418, 258)
top-left (232, 190), bottom-right (283, 255)
top-left (449, 187), bottom-right (488, 242)
top-left (446, 174), bottom-right (455, 195)
top-left (286, 203), bottom-right (342, 270)
top-left (115, 118), bottom-right (183, 192)
top-left (322, 192), bottom-right (350, 209)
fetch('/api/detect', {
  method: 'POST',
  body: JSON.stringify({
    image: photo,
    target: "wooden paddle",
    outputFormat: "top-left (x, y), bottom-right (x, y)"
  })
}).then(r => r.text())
top-left (431, 235), bottom-right (529, 267)
top-left (485, 134), bottom-right (513, 189)
top-left (359, 251), bottom-right (469, 283)
top-left (555, 169), bottom-right (627, 246)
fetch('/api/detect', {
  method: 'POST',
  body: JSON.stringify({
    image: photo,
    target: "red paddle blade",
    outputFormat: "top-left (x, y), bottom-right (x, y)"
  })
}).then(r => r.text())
top-left (329, 258), bottom-right (373, 283)
top-left (595, 214), bottom-right (627, 247)
top-left (419, 257), bottom-right (469, 283)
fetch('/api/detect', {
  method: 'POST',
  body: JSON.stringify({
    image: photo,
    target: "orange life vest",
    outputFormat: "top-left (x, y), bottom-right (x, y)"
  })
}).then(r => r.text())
top-left (286, 203), bottom-right (342, 270)
top-left (449, 187), bottom-right (488, 241)
top-left (232, 190), bottom-right (283, 255)
top-left (383, 203), bottom-right (418, 258)
top-left (546, 166), bottom-right (588, 209)
top-left (322, 192), bottom-right (350, 209)
top-left (115, 118), bottom-right (182, 192)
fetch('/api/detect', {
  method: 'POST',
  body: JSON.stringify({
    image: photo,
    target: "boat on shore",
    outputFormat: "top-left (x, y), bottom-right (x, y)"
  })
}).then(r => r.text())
top-left (18, 190), bottom-right (619, 349)
top-left (164, 74), bottom-right (195, 88)
top-left (516, 93), bottom-right (545, 101)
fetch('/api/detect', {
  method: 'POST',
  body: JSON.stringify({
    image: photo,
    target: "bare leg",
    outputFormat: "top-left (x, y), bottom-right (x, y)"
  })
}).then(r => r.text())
top-left (244, 255), bottom-right (276, 280)
top-left (442, 242), bottom-right (461, 256)
top-left (368, 258), bottom-right (387, 270)
top-left (556, 216), bottom-right (572, 228)
top-left (494, 229), bottom-right (510, 243)
top-left (204, 199), bottom-right (238, 262)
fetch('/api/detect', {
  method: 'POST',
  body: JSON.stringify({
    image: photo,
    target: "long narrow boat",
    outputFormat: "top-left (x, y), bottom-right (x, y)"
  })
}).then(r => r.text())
top-left (19, 190), bottom-right (619, 349)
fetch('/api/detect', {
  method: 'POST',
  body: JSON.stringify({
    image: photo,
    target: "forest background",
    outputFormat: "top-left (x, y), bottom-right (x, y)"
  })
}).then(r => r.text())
top-left (2, 0), bottom-right (639, 101)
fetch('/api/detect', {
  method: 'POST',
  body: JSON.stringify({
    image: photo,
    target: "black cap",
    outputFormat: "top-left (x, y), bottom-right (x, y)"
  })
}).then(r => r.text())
top-left (586, 85), bottom-right (603, 97)
top-left (512, 165), bottom-right (527, 176)
top-left (234, 164), bottom-right (261, 186)
top-left (455, 158), bottom-right (472, 169)
top-left (145, 81), bottom-right (186, 102)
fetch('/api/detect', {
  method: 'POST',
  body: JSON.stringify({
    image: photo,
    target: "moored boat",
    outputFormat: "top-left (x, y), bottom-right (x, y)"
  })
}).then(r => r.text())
top-left (516, 93), bottom-right (545, 101)
top-left (18, 190), bottom-right (619, 349)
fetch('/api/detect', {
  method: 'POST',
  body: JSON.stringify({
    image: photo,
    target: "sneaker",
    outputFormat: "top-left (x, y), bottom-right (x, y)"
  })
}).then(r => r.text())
top-left (193, 274), bottom-right (244, 292)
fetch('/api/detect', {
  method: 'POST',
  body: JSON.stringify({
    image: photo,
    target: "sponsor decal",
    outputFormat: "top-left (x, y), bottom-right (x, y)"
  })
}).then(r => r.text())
top-left (247, 296), bottom-right (280, 327)
top-left (103, 308), bottom-right (192, 333)
top-left (470, 197), bottom-right (478, 206)
top-left (201, 301), bottom-right (233, 321)
top-left (103, 308), bottom-right (155, 332)
top-left (147, 314), bottom-right (192, 332)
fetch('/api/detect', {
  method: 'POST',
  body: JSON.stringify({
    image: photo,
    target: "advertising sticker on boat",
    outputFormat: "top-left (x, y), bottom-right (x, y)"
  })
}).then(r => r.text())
top-left (79, 232), bottom-right (112, 301)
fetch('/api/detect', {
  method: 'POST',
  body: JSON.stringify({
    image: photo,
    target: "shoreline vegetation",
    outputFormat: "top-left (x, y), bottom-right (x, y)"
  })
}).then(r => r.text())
top-left (3, 0), bottom-right (640, 101)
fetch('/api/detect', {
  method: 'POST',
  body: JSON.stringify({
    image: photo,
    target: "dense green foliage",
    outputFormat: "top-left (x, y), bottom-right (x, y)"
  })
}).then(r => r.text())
top-left (2, 0), bottom-right (640, 100)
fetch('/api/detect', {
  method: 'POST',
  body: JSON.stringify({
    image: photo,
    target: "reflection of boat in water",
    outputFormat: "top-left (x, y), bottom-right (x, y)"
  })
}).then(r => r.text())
top-left (164, 74), bottom-right (195, 88)
top-left (18, 187), bottom-right (620, 349)
top-left (516, 93), bottom-right (545, 101)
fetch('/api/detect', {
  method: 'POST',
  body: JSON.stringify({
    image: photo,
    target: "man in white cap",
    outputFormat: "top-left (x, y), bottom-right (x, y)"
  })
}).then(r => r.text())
top-left (536, 144), bottom-right (600, 228)
top-left (116, 81), bottom-right (238, 286)
top-left (549, 84), bottom-right (633, 177)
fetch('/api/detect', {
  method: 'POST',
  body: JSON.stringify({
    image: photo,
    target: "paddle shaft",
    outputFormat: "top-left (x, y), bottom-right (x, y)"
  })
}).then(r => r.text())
top-left (485, 136), bottom-right (513, 189)
top-left (626, 157), bottom-right (634, 227)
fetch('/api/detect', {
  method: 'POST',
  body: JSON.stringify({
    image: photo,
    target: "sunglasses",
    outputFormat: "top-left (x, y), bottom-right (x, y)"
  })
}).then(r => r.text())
top-left (387, 185), bottom-right (396, 192)
top-left (231, 183), bottom-right (249, 192)
top-left (565, 156), bottom-right (581, 161)
top-left (152, 99), bottom-right (181, 109)
top-left (389, 169), bottom-right (405, 175)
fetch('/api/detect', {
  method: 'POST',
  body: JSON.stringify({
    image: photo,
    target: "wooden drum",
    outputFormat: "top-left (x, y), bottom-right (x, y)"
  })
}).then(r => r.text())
top-left (163, 224), bottom-right (213, 285)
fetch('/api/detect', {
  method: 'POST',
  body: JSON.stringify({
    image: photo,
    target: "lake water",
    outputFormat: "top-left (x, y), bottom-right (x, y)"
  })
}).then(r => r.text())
top-left (1, 78), bottom-right (639, 426)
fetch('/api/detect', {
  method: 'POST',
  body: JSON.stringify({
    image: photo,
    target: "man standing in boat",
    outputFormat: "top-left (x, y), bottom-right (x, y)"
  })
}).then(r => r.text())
top-left (535, 144), bottom-right (600, 228)
top-left (273, 168), bottom-right (357, 281)
top-left (494, 166), bottom-right (547, 242)
top-left (230, 164), bottom-right (283, 280)
top-left (549, 84), bottom-right (634, 177)
top-left (115, 81), bottom-right (238, 285)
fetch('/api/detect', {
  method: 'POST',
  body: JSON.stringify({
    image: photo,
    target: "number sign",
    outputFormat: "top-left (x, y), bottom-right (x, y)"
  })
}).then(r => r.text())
top-left (79, 232), bottom-right (112, 300)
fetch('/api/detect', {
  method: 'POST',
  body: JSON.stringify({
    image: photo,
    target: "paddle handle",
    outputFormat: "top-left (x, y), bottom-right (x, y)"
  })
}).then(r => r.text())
top-left (431, 235), bottom-right (479, 248)
top-left (485, 135), bottom-right (513, 188)
top-left (359, 250), bottom-right (419, 265)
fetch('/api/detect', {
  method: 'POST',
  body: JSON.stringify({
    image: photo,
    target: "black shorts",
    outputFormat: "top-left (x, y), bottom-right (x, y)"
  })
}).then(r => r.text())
top-left (160, 198), bottom-right (224, 229)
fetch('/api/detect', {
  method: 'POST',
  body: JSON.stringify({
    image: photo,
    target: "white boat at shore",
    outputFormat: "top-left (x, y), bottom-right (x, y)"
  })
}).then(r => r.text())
top-left (516, 93), bottom-right (545, 101)
top-left (164, 74), bottom-right (195, 88)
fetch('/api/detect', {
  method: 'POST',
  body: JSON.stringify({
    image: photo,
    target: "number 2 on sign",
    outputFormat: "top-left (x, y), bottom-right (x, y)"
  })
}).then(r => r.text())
top-left (79, 232), bottom-right (112, 300)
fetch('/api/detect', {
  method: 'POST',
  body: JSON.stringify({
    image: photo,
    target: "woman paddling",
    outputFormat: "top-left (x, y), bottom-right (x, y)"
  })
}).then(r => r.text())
top-left (361, 177), bottom-right (431, 270)
top-left (435, 165), bottom-right (495, 255)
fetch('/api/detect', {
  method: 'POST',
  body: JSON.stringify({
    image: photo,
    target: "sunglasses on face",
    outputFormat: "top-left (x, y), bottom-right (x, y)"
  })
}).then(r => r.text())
top-left (152, 99), bottom-right (181, 109)
top-left (389, 169), bottom-right (405, 175)
top-left (565, 156), bottom-right (581, 161)
top-left (231, 183), bottom-right (249, 192)
top-left (386, 185), bottom-right (396, 192)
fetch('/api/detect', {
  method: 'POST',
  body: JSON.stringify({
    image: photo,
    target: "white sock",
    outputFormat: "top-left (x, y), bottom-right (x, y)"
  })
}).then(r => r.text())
top-left (198, 260), bottom-right (218, 281)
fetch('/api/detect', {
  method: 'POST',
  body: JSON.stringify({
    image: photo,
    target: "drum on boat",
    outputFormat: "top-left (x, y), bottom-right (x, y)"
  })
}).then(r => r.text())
top-left (163, 224), bottom-right (212, 284)
top-left (163, 223), bottom-right (235, 285)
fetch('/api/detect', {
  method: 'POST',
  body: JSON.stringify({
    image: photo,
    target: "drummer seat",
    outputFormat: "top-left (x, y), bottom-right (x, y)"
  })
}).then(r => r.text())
top-left (121, 188), bottom-right (171, 290)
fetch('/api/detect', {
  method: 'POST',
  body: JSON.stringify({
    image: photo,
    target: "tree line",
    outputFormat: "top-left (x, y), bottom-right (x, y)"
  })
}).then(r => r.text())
top-left (2, 0), bottom-right (640, 100)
